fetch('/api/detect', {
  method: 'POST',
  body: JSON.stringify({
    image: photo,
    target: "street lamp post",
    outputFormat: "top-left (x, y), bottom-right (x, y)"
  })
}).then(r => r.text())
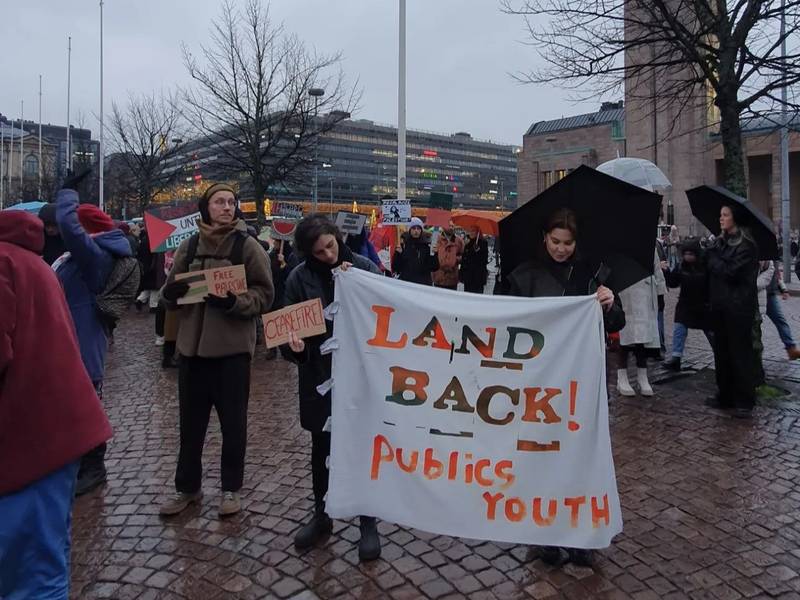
top-left (309, 88), bottom-right (325, 212)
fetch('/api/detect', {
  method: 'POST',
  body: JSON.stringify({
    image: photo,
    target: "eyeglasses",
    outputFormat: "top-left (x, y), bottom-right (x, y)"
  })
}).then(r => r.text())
top-left (211, 198), bottom-right (237, 207)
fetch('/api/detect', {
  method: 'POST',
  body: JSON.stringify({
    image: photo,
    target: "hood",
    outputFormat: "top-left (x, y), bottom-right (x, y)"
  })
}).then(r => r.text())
top-left (0, 210), bottom-right (45, 254)
top-left (93, 228), bottom-right (134, 257)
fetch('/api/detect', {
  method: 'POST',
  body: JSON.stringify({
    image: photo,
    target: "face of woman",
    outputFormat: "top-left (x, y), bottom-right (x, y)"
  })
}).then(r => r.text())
top-left (208, 191), bottom-right (237, 226)
top-left (544, 227), bottom-right (576, 263)
top-left (312, 233), bottom-right (339, 265)
top-left (410, 226), bottom-right (422, 239)
top-left (719, 206), bottom-right (736, 234)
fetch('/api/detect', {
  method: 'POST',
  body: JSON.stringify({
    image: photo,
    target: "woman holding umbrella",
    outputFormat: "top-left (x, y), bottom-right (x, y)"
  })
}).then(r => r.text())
top-left (705, 205), bottom-right (760, 418)
top-left (504, 206), bottom-right (624, 567)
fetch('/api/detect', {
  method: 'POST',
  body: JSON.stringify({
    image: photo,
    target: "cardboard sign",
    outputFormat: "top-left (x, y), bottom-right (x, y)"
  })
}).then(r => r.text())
top-left (175, 264), bottom-right (247, 305)
top-left (335, 211), bottom-right (368, 235)
top-left (271, 218), bottom-right (297, 241)
top-left (144, 203), bottom-right (201, 253)
top-left (273, 202), bottom-right (303, 220)
top-left (381, 199), bottom-right (412, 225)
top-left (263, 298), bottom-right (326, 348)
top-left (327, 269), bottom-right (622, 548)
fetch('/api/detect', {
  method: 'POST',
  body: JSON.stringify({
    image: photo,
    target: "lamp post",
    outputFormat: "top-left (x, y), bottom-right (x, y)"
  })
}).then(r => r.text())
top-left (309, 87), bottom-right (325, 212)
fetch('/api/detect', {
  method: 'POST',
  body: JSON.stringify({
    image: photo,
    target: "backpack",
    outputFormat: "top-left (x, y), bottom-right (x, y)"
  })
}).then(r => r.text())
top-left (183, 231), bottom-right (249, 270)
top-left (96, 256), bottom-right (142, 333)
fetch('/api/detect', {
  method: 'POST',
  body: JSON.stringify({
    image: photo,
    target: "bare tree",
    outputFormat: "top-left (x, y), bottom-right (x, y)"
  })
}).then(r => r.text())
top-left (106, 91), bottom-right (187, 216)
top-left (182, 0), bottom-right (360, 224)
top-left (502, 0), bottom-right (800, 194)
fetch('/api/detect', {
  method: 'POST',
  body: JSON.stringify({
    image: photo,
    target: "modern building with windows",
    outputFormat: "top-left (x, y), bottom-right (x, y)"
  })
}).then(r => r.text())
top-left (166, 117), bottom-right (519, 211)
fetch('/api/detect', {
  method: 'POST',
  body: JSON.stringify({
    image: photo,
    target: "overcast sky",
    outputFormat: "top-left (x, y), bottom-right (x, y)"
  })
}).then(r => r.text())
top-left (3, 0), bottom-right (605, 146)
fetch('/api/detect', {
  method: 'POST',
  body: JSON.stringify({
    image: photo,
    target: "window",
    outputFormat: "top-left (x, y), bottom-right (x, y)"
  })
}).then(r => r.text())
top-left (23, 155), bottom-right (38, 178)
top-left (556, 169), bottom-right (567, 181)
top-left (611, 120), bottom-right (624, 140)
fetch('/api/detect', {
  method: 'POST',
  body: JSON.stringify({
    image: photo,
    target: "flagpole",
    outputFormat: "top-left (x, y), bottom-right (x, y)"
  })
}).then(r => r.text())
top-left (397, 0), bottom-right (406, 202)
top-left (39, 74), bottom-right (43, 199)
top-left (67, 36), bottom-right (72, 174)
top-left (99, 0), bottom-right (105, 211)
top-left (19, 101), bottom-right (24, 188)
top-left (1, 124), bottom-right (5, 209)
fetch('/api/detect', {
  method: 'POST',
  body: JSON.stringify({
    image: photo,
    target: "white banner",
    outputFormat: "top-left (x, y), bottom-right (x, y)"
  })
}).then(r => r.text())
top-left (328, 269), bottom-right (622, 548)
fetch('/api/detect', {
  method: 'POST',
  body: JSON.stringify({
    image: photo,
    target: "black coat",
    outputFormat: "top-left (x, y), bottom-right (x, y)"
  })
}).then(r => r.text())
top-left (460, 236), bottom-right (489, 289)
top-left (665, 262), bottom-right (709, 329)
top-left (281, 250), bottom-right (380, 432)
top-left (706, 232), bottom-right (759, 317)
top-left (503, 257), bottom-right (626, 333)
top-left (392, 234), bottom-right (439, 285)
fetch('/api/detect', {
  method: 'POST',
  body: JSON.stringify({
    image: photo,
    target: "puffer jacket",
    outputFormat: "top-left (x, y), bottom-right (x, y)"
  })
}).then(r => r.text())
top-left (706, 230), bottom-right (759, 317)
top-left (392, 233), bottom-right (439, 285)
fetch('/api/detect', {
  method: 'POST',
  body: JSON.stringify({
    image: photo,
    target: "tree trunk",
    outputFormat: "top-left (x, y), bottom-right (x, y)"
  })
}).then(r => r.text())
top-left (717, 97), bottom-right (747, 197)
top-left (254, 180), bottom-right (267, 227)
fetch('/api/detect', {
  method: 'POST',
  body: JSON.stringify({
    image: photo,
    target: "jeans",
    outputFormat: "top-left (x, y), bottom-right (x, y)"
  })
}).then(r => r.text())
top-left (671, 323), bottom-right (714, 358)
top-left (0, 461), bottom-right (79, 600)
top-left (766, 293), bottom-right (796, 349)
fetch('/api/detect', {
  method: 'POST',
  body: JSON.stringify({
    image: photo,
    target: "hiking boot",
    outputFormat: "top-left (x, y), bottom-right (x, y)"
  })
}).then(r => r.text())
top-left (663, 356), bottom-right (681, 372)
top-left (159, 491), bottom-right (202, 516)
top-left (75, 467), bottom-right (107, 497)
top-left (358, 516), bottom-right (381, 562)
top-left (568, 548), bottom-right (594, 567)
top-left (788, 346), bottom-right (800, 360)
top-left (540, 546), bottom-right (567, 566)
top-left (218, 492), bottom-right (241, 517)
top-left (294, 511), bottom-right (333, 549)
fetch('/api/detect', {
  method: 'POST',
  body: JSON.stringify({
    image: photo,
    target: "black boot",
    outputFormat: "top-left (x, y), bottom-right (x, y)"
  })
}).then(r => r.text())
top-left (540, 546), bottom-right (567, 566)
top-left (358, 516), bottom-right (381, 562)
top-left (568, 548), bottom-right (594, 567)
top-left (663, 356), bottom-right (681, 372)
top-left (294, 510), bottom-right (333, 549)
top-left (162, 341), bottom-right (178, 369)
top-left (75, 444), bottom-right (107, 496)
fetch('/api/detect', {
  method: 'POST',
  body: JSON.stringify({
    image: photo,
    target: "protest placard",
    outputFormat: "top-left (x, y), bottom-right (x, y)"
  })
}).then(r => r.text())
top-left (262, 298), bottom-right (326, 348)
top-left (335, 211), bottom-right (367, 235)
top-left (327, 269), bottom-right (622, 548)
top-left (273, 202), bottom-right (303, 220)
top-left (175, 264), bottom-right (247, 305)
top-left (271, 218), bottom-right (297, 241)
top-left (381, 199), bottom-right (412, 225)
top-left (143, 203), bottom-right (201, 253)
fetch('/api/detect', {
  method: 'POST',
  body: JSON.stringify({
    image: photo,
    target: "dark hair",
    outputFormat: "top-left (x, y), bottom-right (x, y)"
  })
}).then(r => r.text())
top-left (294, 214), bottom-right (341, 255)
top-left (722, 204), bottom-right (748, 227)
top-left (544, 207), bottom-right (578, 238)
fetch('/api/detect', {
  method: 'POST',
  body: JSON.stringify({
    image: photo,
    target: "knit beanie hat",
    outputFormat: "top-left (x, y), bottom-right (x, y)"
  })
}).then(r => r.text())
top-left (199, 183), bottom-right (237, 224)
top-left (409, 217), bottom-right (424, 229)
top-left (77, 204), bottom-right (115, 234)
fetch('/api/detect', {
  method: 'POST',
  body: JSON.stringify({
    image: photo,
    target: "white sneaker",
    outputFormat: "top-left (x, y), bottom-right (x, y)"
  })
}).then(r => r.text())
top-left (637, 368), bottom-right (654, 396)
top-left (617, 369), bottom-right (636, 396)
top-left (155, 336), bottom-right (165, 347)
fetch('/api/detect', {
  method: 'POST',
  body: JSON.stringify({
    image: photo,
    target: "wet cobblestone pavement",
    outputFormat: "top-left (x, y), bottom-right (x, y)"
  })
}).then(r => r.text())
top-left (70, 295), bottom-right (800, 599)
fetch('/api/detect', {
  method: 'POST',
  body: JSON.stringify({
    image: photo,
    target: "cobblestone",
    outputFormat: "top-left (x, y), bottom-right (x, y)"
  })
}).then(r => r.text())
top-left (69, 300), bottom-right (800, 598)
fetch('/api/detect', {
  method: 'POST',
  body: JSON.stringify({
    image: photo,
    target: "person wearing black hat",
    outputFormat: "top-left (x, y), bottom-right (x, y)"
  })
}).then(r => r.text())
top-left (37, 203), bottom-right (66, 266)
top-left (159, 183), bottom-right (274, 517)
top-left (705, 205), bottom-right (759, 418)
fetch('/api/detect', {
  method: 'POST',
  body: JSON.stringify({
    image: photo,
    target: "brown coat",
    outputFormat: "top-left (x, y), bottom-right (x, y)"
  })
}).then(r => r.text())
top-left (163, 220), bottom-right (274, 358)
top-left (432, 235), bottom-right (464, 288)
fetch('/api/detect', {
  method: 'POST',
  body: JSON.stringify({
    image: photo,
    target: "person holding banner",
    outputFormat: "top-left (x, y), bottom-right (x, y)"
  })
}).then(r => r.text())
top-left (158, 183), bottom-right (274, 518)
top-left (504, 207), bottom-right (624, 566)
top-left (280, 215), bottom-right (383, 562)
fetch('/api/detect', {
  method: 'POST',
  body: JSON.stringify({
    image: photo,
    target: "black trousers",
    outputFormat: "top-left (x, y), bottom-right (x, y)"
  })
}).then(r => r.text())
top-left (155, 305), bottom-right (166, 337)
top-left (175, 354), bottom-right (251, 493)
top-left (464, 282), bottom-right (485, 294)
top-left (620, 344), bottom-right (648, 368)
top-left (712, 311), bottom-right (756, 409)
top-left (311, 431), bottom-right (331, 513)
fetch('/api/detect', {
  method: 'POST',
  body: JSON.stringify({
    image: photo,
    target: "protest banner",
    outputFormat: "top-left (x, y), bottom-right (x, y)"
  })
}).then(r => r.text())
top-left (175, 264), bottom-right (247, 305)
top-left (271, 218), bottom-right (297, 241)
top-left (335, 211), bottom-right (368, 235)
top-left (327, 269), bottom-right (622, 548)
top-left (262, 298), bottom-right (326, 348)
top-left (381, 199), bottom-right (412, 225)
top-left (143, 203), bottom-right (201, 253)
top-left (273, 202), bottom-right (303, 220)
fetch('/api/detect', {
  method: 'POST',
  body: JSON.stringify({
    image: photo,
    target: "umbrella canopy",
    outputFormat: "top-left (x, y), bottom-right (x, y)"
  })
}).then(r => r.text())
top-left (5, 200), bottom-right (47, 214)
top-left (451, 210), bottom-right (501, 236)
top-left (686, 185), bottom-right (779, 260)
top-left (499, 165), bottom-right (662, 291)
top-left (596, 157), bottom-right (671, 192)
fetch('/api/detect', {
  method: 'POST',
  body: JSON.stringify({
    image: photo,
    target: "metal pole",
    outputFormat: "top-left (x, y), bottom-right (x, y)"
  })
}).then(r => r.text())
top-left (397, 0), bottom-right (407, 202)
top-left (329, 178), bottom-right (333, 215)
top-left (7, 119), bottom-right (13, 202)
top-left (38, 75), bottom-right (43, 199)
top-left (19, 101), bottom-right (24, 186)
top-left (781, 0), bottom-right (791, 283)
top-left (1, 124), bottom-right (5, 209)
top-left (67, 36), bottom-right (72, 173)
top-left (99, 0), bottom-right (105, 211)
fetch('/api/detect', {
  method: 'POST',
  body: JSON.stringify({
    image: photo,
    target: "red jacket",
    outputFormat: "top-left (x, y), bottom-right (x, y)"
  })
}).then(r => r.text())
top-left (0, 210), bottom-right (112, 495)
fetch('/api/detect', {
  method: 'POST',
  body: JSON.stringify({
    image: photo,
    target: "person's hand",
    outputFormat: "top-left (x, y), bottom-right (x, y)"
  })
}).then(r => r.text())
top-left (162, 280), bottom-right (190, 302)
top-left (659, 260), bottom-right (668, 271)
top-left (395, 245), bottom-right (403, 253)
top-left (288, 331), bottom-right (305, 353)
top-left (277, 253), bottom-right (286, 268)
top-left (340, 261), bottom-right (353, 272)
top-left (205, 291), bottom-right (237, 310)
top-left (597, 285), bottom-right (614, 311)
top-left (62, 168), bottom-right (92, 191)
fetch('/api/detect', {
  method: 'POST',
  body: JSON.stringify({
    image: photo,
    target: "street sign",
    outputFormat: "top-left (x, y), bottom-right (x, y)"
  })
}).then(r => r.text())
top-left (381, 199), bottom-right (412, 225)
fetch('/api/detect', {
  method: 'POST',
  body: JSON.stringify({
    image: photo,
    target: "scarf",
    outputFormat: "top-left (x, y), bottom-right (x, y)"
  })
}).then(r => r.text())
top-left (305, 240), bottom-right (355, 305)
top-left (198, 220), bottom-right (239, 253)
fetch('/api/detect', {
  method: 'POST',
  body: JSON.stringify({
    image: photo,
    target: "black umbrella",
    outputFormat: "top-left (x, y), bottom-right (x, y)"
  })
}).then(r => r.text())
top-left (686, 185), bottom-right (779, 260)
top-left (499, 165), bottom-right (663, 292)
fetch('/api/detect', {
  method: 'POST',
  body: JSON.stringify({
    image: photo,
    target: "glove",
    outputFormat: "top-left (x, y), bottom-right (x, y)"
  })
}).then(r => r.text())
top-left (162, 280), bottom-right (190, 302)
top-left (205, 291), bottom-right (237, 310)
top-left (62, 168), bottom-right (93, 191)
